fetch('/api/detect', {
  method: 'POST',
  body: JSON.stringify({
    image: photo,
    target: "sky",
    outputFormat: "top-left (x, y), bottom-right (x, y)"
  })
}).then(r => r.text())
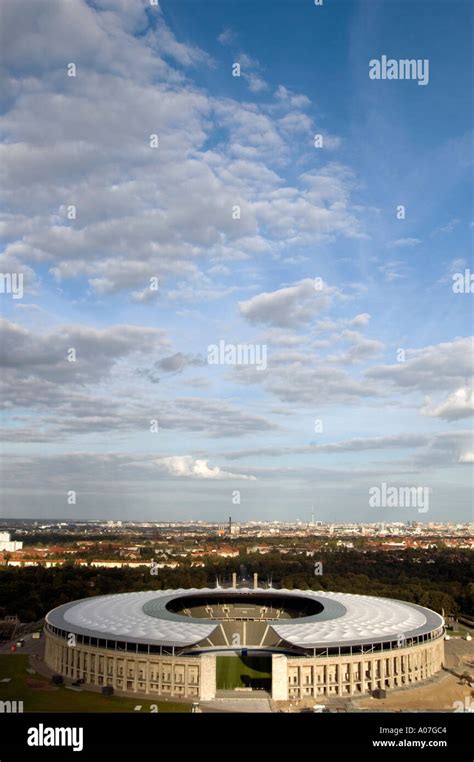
top-left (0, 0), bottom-right (472, 523)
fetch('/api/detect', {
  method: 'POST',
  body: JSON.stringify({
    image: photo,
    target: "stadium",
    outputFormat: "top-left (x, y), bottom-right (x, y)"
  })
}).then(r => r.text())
top-left (45, 587), bottom-right (445, 701)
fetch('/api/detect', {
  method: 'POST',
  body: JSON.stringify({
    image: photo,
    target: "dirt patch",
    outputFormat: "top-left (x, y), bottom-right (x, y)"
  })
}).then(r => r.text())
top-left (356, 671), bottom-right (472, 712)
top-left (25, 676), bottom-right (57, 691)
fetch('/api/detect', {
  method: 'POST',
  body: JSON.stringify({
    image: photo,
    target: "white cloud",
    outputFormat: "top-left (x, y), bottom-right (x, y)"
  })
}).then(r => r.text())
top-left (0, 318), bottom-right (169, 387)
top-left (389, 238), bottom-right (422, 247)
top-left (277, 112), bottom-right (313, 134)
top-left (246, 73), bottom-right (268, 93)
top-left (366, 337), bottom-right (474, 394)
top-left (0, 0), bottom-right (171, 80)
top-left (222, 431), bottom-right (464, 460)
top-left (151, 19), bottom-right (214, 68)
top-left (327, 330), bottom-right (384, 365)
top-left (421, 386), bottom-right (474, 421)
top-left (433, 218), bottom-right (460, 235)
top-left (377, 260), bottom-right (410, 281)
top-left (218, 28), bottom-right (236, 46)
top-left (233, 52), bottom-right (269, 93)
top-left (231, 360), bottom-right (383, 405)
top-left (154, 455), bottom-right (256, 480)
top-left (258, 330), bottom-right (304, 347)
top-left (1, 57), bottom-right (363, 295)
top-left (350, 313), bottom-right (371, 326)
top-left (239, 278), bottom-right (339, 327)
top-left (274, 85), bottom-right (311, 109)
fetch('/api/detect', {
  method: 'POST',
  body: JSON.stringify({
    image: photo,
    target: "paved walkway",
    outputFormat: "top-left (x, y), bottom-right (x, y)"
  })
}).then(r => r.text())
top-left (201, 697), bottom-right (273, 713)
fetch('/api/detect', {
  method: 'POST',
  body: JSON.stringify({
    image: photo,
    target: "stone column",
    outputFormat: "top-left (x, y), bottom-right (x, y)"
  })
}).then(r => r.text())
top-left (380, 657), bottom-right (386, 690)
top-left (272, 654), bottom-right (288, 701)
top-left (388, 655), bottom-right (395, 688)
top-left (337, 662), bottom-right (343, 696)
top-left (158, 661), bottom-right (163, 695)
top-left (184, 664), bottom-right (189, 698)
top-left (367, 658), bottom-right (373, 693)
top-left (145, 660), bottom-right (150, 695)
top-left (73, 647), bottom-right (78, 678)
top-left (199, 654), bottom-right (216, 700)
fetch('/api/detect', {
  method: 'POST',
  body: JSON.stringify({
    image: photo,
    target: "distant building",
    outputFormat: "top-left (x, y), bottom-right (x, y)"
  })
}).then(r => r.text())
top-left (0, 532), bottom-right (23, 552)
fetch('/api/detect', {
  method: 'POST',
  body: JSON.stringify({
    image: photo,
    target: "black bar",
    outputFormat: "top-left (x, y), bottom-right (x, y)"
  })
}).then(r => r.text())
top-left (0, 711), bottom-right (471, 757)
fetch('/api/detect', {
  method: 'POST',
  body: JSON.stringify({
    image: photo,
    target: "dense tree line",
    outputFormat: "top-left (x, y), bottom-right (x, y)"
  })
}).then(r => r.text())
top-left (0, 549), bottom-right (471, 623)
top-left (19, 533), bottom-right (125, 546)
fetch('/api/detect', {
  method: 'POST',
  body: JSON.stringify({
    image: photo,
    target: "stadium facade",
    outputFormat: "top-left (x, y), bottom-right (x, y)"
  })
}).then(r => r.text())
top-left (44, 588), bottom-right (445, 701)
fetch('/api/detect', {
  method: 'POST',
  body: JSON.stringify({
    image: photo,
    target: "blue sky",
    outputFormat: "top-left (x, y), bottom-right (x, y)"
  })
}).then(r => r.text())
top-left (0, 0), bottom-right (472, 522)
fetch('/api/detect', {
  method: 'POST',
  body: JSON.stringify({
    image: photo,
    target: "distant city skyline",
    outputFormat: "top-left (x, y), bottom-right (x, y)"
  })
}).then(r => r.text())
top-left (1, 0), bottom-right (472, 522)
top-left (1, 517), bottom-right (472, 531)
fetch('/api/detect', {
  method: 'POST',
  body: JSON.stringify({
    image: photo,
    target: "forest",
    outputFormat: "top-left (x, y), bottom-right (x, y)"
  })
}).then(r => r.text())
top-left (0, 548), bottom-right (472, 624)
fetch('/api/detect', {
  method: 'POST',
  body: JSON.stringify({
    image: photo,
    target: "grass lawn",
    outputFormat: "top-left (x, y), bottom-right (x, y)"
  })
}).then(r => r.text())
top-left (216, 655), bottom-right (271, 691)
top-left (449, 626), bottom-right (473, 638)
top-left (0, 655), bottom-right (190, 713)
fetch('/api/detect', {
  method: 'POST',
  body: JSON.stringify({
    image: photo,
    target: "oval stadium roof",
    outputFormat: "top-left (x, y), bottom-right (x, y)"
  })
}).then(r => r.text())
top-left (46, 588), bottom-right (444, 650)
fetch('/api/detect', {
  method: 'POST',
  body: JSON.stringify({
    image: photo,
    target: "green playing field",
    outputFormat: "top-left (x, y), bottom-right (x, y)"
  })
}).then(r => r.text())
top-left (216, 654), bottom-right (272, 691)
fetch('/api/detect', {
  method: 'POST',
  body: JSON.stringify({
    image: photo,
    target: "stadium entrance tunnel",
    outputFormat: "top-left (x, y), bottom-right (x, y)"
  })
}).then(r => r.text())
top-left (216, 654), bottom-right (272, 692)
